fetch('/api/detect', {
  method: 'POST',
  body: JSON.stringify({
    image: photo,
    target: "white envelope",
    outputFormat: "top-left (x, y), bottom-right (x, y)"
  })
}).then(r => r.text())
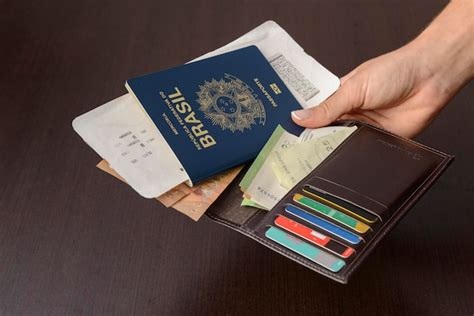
top-left (72, 94), bottom-right (190, 198)
top-left (72, 20), bottom-right (340, 198)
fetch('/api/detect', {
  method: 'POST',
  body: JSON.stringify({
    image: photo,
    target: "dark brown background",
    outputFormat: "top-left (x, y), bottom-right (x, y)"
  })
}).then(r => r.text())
top-left (0, 0), bottom-right (472, 315)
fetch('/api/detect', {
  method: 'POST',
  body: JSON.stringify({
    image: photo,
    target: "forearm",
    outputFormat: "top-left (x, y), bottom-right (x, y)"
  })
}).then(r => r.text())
top-left (408, 0), bottom-right (474, 96)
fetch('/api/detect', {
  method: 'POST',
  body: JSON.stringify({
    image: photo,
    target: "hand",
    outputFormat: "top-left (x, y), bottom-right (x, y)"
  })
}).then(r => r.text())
top-left (292, 47), bottom-right (449, 138)
top-left (291, 0), bottom-right (474, 138)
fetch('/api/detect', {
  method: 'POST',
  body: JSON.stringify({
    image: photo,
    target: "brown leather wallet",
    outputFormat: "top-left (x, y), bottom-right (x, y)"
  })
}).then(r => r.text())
top-left (205, 120), bottom-right (453, 283)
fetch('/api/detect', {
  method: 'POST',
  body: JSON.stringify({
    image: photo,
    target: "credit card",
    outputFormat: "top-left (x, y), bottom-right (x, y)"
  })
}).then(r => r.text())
top-left (293, 193), bottom-right (370, 234)
top-left (265, 226), bottom-right (346, 272)
top-left (275, 215), bottom-right (355, 258)
top-left (284, 204), bottom-right (362, 245)
top-left (303, 185), bottom-right (379, 223)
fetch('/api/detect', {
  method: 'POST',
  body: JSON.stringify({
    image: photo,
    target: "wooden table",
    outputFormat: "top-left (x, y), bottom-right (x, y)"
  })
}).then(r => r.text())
top-left (1, 0), bottom-right (472, 314)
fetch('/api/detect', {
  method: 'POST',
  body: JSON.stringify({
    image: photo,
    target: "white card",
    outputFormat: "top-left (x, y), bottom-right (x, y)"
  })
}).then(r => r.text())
top-left (72, 20), bottom-right (340, 199)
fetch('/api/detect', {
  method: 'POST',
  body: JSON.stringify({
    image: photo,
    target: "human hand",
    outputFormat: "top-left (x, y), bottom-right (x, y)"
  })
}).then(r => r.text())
top-left (292, 47), bottom-right (449, 138)
top-left (291, 0), bottom-right (474, 138)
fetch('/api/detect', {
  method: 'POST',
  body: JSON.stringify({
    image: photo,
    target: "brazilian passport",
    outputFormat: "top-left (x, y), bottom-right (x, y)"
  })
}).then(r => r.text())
top-left (126, 46), bottom-right (303, 184)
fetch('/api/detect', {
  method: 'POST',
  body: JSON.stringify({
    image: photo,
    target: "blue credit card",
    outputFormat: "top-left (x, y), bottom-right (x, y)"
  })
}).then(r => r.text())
top-left (265, 226), bottom-right (346, 272)
top-left (284, 204), bottom-right (362, 245)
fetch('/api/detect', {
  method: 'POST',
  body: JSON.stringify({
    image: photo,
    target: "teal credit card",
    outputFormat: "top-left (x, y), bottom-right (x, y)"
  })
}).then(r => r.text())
top-left (265, 226), bottom-right (346, 272)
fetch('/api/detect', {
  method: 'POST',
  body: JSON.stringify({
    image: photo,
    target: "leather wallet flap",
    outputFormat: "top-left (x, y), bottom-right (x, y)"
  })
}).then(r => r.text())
top-left (305, 125), bottom-right (447, 218)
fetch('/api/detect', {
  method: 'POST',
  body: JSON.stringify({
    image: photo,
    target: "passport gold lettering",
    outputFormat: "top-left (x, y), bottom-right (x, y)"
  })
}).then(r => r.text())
top-left (200, 135), bottom-right (216, 148)
top-left (176, 102), bottom-right (191, 114)
top-left (168, 87), bottom-right (183, 100)
top-left (171, 96), bottom-right (185, 104)
top-left (184, 112), bottom-right (200, 124)
top-left (254, 78), bottom-right (278, 108)
top-left (191, 124), bottom-right (208, 137)
top-left (167, 87), bottom-right (216, 149)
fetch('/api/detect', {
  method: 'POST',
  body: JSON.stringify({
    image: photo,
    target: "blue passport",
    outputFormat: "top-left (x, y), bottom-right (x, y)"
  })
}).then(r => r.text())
top-left (126, 46), bottom-right (303, 184)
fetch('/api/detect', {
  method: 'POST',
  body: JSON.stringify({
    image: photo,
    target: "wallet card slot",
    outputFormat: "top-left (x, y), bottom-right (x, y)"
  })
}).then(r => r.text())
top-left (282, 204), bottom-right (364, 245)
top-left (303, 184), bottom-right (380, 223)
top-left (274, 215), bottom-right (355, 259)
top-left (304, 179), bottom-right (385, 220)
top-left (281, 209), bottom-right (361, 251)
top-left (265, 226), bottom-right (347, 273)
top-left (292, 193), bottom-right (371, 234)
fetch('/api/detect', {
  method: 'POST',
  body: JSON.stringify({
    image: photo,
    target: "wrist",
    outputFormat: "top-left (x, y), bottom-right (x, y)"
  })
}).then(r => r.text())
top-left (405, 1), bottom-right (474, 97)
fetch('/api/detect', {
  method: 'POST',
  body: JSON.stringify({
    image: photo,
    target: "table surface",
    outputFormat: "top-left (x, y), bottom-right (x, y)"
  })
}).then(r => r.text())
top-left (1, 0), bottom-right (473, 315)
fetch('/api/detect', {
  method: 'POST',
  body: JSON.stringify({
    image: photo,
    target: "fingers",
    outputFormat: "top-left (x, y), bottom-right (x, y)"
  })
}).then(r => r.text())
top-left (291, 80), bottom-right (361, 128)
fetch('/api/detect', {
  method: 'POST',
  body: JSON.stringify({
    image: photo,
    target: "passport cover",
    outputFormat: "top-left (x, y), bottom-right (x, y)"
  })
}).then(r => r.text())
top-left (126, 46), bottom-right (303, 184)
top-left (204, 120), bottom-right (453, 283)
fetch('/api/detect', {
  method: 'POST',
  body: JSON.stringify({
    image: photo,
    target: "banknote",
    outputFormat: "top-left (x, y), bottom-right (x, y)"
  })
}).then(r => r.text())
top-left (96, 160), bottom-right (242, 220)
top-left (240, 125), bottom-right (357, 210)
top-left (270, 127), bottom-right (357, 190)
top-left (96, 160), bottom-right (192, 207)
top-left (241, 197), bottom-right (265, 209)
top-left (172, 166), bottom-right (243, 221)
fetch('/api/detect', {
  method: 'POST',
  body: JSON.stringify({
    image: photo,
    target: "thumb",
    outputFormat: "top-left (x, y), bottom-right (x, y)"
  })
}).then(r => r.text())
top-left (291, 80), bottom-right (359, 128)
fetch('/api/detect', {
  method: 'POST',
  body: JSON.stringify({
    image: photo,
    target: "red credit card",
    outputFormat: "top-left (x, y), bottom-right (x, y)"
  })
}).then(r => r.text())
top-left (275, 215), bottom-right (355, 258)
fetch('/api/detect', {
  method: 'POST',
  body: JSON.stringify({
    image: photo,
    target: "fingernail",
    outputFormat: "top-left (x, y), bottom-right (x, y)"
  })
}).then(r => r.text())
top-left (291, 109), bottom-right (311, 120)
